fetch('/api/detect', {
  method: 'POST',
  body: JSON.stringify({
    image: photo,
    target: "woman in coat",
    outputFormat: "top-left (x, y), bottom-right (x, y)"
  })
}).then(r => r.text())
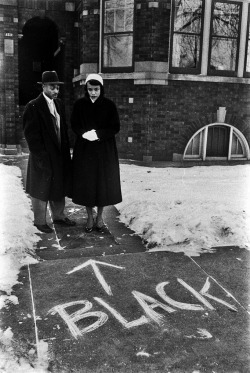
top-left (71, 73), bottom-right (122, 232)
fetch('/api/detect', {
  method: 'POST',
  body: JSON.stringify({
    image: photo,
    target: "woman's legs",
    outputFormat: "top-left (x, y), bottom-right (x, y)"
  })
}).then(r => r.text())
top-left (85, 206), bottom-right (105, 231)
top-left (85, 206), bottom-right (94, 230)
top-left (96, 206), bottom-right (104, 228)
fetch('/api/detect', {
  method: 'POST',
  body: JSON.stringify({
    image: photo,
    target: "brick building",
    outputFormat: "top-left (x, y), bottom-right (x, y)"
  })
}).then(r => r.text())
top-left (0, 0), bottom-right (76, 154)
top-left (1, 0), bottom-right (250, 162)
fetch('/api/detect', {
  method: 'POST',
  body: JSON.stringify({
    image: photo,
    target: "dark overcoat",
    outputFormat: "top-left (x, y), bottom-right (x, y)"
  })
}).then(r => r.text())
top-left (23, 93), bottom-right (72, 201)
top-left (71, 95), bottom-right (122, 207)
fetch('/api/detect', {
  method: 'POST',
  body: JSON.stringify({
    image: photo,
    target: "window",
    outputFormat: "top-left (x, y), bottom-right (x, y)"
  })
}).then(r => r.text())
top-left (170, 0), bottom-right (204, 74)
top-left (102, 0), bottom-right (134, 72)
top-left (170, 0), bottom-right (248, 77)
top-left (184, 124), bottom-right (249, 160)
top-left (208, 1), bottom-right (241, 76)
top-left (245, 8), bottom-right (250, 76)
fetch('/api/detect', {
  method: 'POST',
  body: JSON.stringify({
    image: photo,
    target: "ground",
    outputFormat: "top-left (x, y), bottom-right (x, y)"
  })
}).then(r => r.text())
top-left (0, 155), bottom-right (249, 373)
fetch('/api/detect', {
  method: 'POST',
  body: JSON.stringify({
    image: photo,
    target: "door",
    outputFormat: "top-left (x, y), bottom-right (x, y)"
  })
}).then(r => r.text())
top-left (206, 125), bottom-right (230, 157)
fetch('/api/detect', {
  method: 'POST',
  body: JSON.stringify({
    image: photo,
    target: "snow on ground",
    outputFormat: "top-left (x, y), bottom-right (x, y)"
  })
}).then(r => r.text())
top-left (117, 163), bottom-right (250, 257)
top-left (0, 164), bottom-right (39, 301)
top-left (0, 163), bottom-right (46, 372)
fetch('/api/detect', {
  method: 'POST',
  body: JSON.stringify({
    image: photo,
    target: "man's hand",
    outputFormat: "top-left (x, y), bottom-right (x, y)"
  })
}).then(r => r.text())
top-left (82, 129), bottom-right (99, 141)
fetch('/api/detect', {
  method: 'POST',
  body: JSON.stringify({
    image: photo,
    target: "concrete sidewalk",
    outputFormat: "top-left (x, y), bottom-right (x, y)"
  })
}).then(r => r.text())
top-left (1, 233), bottom-right (249, 372)
top-left (0, 155), bottom-right (250, 372)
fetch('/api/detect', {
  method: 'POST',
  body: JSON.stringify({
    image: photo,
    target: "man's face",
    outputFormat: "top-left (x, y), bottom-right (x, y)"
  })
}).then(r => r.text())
top-left (43, 84), bottom-right (60, 100)
top-left (87, 82), bottom-right (101, 102)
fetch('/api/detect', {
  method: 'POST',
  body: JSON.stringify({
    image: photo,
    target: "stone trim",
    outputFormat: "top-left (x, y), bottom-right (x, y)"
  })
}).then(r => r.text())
top-left (168, 74), bottom-right (250, 85)
top-left (148, 2), bottom-right (159, 8)
top-left (79, 62), bottom-right (98, 74)
top-left (65, 2), bottom-right (75, 11)
top-left (0, 0), bottom-right (17, 5)
top-left (0, 144), bottom-right (18, 155)
top-left (73, 61), bottom-right (169, 85)
top-left (73, 63), bottom-right (250, 85)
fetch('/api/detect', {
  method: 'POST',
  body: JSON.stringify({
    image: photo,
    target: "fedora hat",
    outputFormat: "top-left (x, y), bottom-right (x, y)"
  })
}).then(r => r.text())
top-left (37, 71), bottom-right (64, 85)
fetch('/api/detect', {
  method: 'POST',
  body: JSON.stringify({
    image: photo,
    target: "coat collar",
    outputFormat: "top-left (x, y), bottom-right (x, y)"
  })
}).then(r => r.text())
top-left (85, 95), bottom-right (104, 106)
top-left (36, 93), bottom-right (61, 149)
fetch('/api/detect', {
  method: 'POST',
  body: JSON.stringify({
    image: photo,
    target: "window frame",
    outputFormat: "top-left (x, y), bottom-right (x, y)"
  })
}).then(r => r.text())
top-left (183, 123), bottom-right (250, 161)
top-left (244, 4), bottom-right (250, 77)
top-left (170, 0), bottom-right (248, 77)
top-left (207, 0), bottom-right (242, 77)
top-left (101, 0), bottom-right (135, 73)
top-left (169, 0), bottom-right (205, 75)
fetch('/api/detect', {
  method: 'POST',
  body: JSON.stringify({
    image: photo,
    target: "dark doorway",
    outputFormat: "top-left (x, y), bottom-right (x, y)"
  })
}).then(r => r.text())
top-left (18, 16), bottom-right (64, 105)
top-left (206, 125), bottom-right (230, 157)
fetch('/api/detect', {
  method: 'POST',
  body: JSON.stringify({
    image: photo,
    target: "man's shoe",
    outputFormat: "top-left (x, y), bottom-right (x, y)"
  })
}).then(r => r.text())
top-left (53, 217), bottom-right (76, 226)
top-left (34, 224), bottom-right (53, 233)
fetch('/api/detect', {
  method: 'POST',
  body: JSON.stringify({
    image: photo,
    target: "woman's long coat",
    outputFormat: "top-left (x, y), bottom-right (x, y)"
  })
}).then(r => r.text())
top-left (71, 95), bottom-right (122, 207)
top-left (23, 93), bottom-right (72, 201)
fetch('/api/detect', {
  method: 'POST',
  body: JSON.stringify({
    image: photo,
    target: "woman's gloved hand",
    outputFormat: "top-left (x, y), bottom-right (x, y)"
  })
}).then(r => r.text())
top-left (82, 129), bottom-right (99, 141)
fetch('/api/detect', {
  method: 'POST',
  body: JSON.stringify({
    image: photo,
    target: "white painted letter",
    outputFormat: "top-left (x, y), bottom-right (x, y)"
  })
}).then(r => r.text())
top-left (200, 277), bottom-right (237, 312)
top-left (48, 300), bottom-right (108, 339)
top-left (94, 297), bottom-right (149, 328)
top-left (156, 282), bottom-right (204, 311)
top-left (177, 279), bottom-right (215, 310)
top-left (132, 291), bottom-right (176, 326)
top-left (67, 259), bottom-right (125, 296)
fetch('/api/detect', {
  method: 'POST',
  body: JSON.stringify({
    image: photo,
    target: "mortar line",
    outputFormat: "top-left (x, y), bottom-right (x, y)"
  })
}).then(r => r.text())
top-left (27, 264), bottom-right (41, 358)
top-left (188, 256), bottom-right (250, 314)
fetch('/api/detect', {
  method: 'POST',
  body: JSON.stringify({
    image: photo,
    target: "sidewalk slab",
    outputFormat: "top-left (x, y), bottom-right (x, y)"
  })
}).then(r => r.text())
top-left (1, 250), bottom-right (249, 373)
top-left (35, 202), bottom-right (146, 261)
top-left (192, 246), bottom-right (250, 310)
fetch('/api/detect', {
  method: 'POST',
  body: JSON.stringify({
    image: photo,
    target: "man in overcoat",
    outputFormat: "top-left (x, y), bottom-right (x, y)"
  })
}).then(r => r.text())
top-left (23, 71), bottom-right (75, 233)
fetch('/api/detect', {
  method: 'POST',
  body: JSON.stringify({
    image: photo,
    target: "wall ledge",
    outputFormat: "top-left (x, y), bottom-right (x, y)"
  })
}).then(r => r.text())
top-left (73, 62), bottom-right (250, 85)
top-left (168, 74), bottom-right (250, 85)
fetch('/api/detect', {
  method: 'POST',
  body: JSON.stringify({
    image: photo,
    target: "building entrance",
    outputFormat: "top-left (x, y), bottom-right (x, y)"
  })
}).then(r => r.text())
top-left (18, 16), bottom-right (64, 106)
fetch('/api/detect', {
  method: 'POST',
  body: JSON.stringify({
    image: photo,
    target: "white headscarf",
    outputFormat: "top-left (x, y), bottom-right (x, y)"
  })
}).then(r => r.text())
top-left (85, 73), bottom-right (103, 86)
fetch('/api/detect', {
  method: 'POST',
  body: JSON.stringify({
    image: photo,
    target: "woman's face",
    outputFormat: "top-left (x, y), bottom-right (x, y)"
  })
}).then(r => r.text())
top-left (87, 82), bottom-right (101, 102)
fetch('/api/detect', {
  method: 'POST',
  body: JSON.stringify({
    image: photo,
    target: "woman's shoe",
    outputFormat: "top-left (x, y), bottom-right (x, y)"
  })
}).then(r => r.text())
top-left (85, 215), bottom-right (94, 233)
top-left (96, 224), bottom-right (107, 233)
top-left (85, 226), bottom-right (94, 233)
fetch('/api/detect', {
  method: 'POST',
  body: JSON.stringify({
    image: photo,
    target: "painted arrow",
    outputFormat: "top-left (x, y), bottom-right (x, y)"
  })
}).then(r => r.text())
top-left (67, 259), bottom-right (125, 296)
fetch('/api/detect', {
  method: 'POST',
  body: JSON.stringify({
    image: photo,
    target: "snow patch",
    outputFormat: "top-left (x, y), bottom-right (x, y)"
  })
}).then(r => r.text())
top-left (117, 164), bottom-right (250, 256)
top-left (0, 164), bottom-right (40, 307)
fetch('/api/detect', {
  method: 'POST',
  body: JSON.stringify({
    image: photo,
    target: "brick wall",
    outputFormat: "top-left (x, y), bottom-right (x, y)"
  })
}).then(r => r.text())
top-left (73, 0), bottom-right (250, 161)
top-left (74, 78), bottom-right (250, 161)
top-left (135, 0), bottom-right (170, 62)
top-left (0, 3), bottom-right (19, 150)
top-left (80, 0), bottom-right (99, 64)
top-left (1, 0), bottom-right (249, 160)
top-left (0, 0), bottom-right (77, 153)
top-left (114, 80), bottom-right (250, 161)
top-left (78, 0), bottom-right (171, 67)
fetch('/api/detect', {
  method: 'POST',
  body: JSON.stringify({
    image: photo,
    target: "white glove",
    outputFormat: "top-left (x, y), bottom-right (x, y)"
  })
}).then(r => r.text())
top-left (82, 129), bottom-right (99, 141)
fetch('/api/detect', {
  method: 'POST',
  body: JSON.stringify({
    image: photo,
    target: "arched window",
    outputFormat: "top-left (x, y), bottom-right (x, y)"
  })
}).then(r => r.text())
top-left (183, 123), bottom-right (250, 160)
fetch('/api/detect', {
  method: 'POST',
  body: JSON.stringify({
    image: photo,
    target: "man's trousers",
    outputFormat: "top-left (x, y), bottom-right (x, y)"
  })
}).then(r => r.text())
top-left (31, 197), bottom-right (66, 225)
